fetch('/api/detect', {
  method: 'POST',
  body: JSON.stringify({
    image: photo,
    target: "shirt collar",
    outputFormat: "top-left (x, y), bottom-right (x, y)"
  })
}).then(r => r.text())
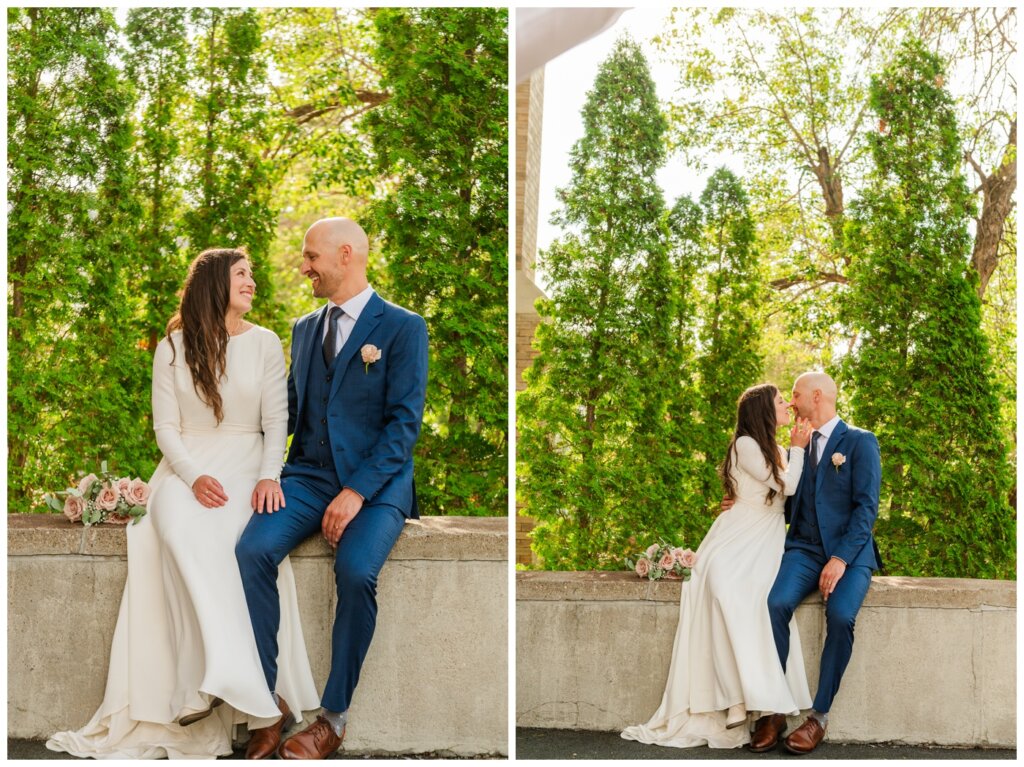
top-left (815, 414), bottom-right (841, 439)
top-left (328, 285), bottom-right (375, 322)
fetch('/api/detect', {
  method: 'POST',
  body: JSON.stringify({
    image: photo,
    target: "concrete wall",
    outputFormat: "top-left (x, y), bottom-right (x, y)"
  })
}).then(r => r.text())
top-left (517, 572), bottom-right (1015, 748)
top-left (8, 515), bottom-right (508, 757)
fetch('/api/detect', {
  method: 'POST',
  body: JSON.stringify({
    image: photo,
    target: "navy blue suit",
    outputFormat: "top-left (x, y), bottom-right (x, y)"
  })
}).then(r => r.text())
top-left (236, 292), bottom-right (428, 712)
top-left (767, 420), bottom-right (881, 713)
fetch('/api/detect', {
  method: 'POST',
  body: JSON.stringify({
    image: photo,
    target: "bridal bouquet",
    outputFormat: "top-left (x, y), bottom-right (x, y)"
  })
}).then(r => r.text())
top-left (44, 462), bottom-right (150, 526)
top-left (625, 541), bottom-right (696, 581)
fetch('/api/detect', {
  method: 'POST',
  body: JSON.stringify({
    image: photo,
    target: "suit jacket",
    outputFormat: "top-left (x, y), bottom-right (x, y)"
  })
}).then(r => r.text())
top-left (785, 419), bottom-right (883, 570)
top-left (285, 292), bottom-right (429, 518)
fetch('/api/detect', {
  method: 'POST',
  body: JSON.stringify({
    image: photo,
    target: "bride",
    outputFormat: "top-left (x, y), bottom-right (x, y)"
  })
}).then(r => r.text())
top-left (47, 249), bottom-right (319, 759)
top-left (621, 383), bottom-right (813, 749)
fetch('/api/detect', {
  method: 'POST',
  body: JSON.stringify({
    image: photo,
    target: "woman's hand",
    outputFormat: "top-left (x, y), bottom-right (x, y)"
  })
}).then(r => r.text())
top-left (252, 479), bottom-right (285, 514)
top-left (192, 475), bottom-right (229, 508)
top-left (790, 417), bottom-right (812, 449)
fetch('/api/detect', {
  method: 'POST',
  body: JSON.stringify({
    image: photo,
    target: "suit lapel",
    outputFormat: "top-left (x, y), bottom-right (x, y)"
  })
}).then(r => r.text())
top-left (296, 307), bottom-right (328, 416)
top-left (329, 292), bottom-right (384, 401)
top-left (815, 420), bottom-right (848, 494)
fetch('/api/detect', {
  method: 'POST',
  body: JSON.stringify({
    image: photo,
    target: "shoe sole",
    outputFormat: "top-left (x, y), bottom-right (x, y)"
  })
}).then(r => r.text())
top-left (177, 698), bottom-right (224, 727)
top-left (746, 730), bottom-right (786, 753)
top-left (783, 740), bottom-right (817, 755)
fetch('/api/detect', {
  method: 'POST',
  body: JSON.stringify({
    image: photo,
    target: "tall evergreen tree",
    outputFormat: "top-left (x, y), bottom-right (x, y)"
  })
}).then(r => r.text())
top-left (692, 168), bottom-right (765, 513)
top-left (183, 8), bottom-right (283, 334)
top-left (8, 8), bottom-right (153, 503)
top-left (844, 40), bottom-right (1014, 578)
top-left (124, 8), bottom-right (190, 352)
top-left (365, 7), bottom-right (508, 515)
top-left (518, 38), bottom-right (695, 568)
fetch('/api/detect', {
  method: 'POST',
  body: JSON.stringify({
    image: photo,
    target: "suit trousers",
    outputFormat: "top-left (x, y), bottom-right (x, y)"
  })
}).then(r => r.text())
top-left (236, 472), bottom-right (406, 713)
top-left (766, 546), bottom-right (872, 713)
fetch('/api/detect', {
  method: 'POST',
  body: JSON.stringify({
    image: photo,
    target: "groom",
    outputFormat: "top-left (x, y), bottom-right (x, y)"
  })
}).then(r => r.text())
top-left (236, 217), bottom-right (428, 759)
top-left (750, 372), bottom-right (881, 755)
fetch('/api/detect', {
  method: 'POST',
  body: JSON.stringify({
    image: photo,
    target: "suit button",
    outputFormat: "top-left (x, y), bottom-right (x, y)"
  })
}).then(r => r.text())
top-left (321, 418), bottom-right (327, 425)
top-left (326, 375), bottom-right (333, 382)
top-left (322, 397), bottom-right (328, 404)
top-left (319, 440), bottom-right (326, 446)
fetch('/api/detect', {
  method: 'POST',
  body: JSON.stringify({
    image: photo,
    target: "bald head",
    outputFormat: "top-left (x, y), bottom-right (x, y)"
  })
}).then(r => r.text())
top-left (300, 217), bottom-right (371, 303)
top-left (305, 217), bottom-right (369, 264)
top-left (790, 371), bottom-right (838, 426)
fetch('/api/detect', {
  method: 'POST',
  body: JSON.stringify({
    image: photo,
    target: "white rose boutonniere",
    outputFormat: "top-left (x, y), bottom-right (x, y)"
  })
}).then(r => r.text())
top-left (361, 344), bottom-right (382, 374)
top-left (831, 452), bottom-right (846, 473)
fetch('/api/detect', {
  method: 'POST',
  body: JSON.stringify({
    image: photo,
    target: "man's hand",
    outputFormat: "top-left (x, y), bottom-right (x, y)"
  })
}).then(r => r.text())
top-left (322, 487), bottom-right (364, 548)
top-left (719, 496), bottom-right (735, 514)
top-left (819, 557), bottom-right (847, 601)
top-left (251, 479), bottom-right (285, 514)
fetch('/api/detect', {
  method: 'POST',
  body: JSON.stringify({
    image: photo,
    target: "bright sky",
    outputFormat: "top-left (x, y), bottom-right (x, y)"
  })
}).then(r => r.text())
top-left (534, 7), bottom-right (738, 288)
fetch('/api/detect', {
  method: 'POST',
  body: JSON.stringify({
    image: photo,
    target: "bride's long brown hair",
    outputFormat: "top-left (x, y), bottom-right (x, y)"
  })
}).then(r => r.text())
top-left (165, 248), bottom-right (248, 424)
top-left (720, 383), bottom-right (785, 505)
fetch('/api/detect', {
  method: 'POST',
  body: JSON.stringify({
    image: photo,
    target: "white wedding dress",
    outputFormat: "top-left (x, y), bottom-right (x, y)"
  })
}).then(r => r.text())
top-left (47, 326), bottom-right (319, 759)
top-left (621, 436), bottom-right (813, 749)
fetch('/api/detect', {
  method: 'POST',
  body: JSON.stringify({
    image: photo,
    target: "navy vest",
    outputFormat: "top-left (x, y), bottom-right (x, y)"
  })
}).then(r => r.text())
top-left (792, 456), bottom-right (824, 551)
top-left (295, 316), bottom-right (338, 472)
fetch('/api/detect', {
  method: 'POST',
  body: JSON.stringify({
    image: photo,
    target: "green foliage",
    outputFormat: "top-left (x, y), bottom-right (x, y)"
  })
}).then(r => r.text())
top-left (9, 8), bottom-right (507, 518)
top-left (8, 8), bottom-right (156, 504)
top-left (688, 168), bottom-right (765, 515)
top-left (364, 8), bottom-right (508, 516)
top-left (518, 39), bottom-right (706, 568)
top-left (182, 8), bottom-right (284, 337)
top-left (843, 40), bottom-right (1015, 579)
top-left (124, 8), bottom-right (191, 352)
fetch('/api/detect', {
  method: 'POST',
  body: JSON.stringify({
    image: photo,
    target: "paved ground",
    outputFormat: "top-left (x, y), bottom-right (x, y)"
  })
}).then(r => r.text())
top-left (7, 740), bottom-right (500, 760)
top-left (515, 728), bottom-right (1017, 760)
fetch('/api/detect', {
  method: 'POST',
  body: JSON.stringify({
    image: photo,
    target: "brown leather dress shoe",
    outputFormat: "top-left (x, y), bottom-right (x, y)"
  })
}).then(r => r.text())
top-left (784, 715), bottom-right (826, 754)
top-left (747, 713), bottom-right (787, 753)
top-left (278, 715), bottom-right (344, 760)
top-left (177, 696), bottom-right (223, 727)
top-left (245, 696), bottom-right (295, 760)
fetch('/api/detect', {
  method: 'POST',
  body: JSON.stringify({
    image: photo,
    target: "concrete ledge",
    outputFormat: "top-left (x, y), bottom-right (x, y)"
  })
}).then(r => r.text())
top-left (7, 514), bottom-right (508, 561)
top-left (8, 515), bottom-right (508, 756)
top-left (516, 571), bottom-right (1015, 748)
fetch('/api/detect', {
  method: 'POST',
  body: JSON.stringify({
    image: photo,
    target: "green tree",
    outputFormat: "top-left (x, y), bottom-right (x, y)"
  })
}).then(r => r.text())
top-left (124, 8), bottom-right (190, 352)
top-left (260, 7), bottom-right (382, 320)
top-left (519, 38), bottom-right (698, 568)
top-left (844, 40), bottom-right (1014, 578)
top-left (8, 8), bottom-right (155, 504)
top-left (183, 8), bottom-right (283, 334)
top-left (690, 168), bottom-right (765, 513)
top-left (364, 7), bottom-right (508, 515)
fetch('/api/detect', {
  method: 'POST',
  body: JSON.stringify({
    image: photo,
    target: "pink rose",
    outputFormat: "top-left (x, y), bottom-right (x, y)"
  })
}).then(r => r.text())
top-left (116, 477), bottom-right (132, 498)
top-left (645, 543), bottom-right (659, 559)
top-left (676, 548), bottom-right (697, 569)
top-left (127, 478), bottom-right (150, 507)
top-left (63, 495), bottom-right (85, 523)
top-left (361, 344), bottom-right (382, 365)
top-left (659, 551), bottom-right (676, 570)
top-left (105, 513), bottom-right (131, 525)
top-left (635, 557), bottom-right (651, 578)
top-left (77, 473), bottom-right (99, 495)
top-left (95, 483), bottom-right (120, 511)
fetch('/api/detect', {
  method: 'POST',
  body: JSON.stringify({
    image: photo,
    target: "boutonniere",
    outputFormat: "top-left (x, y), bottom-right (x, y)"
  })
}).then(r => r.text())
top-left (831, 452), bottom-right (846, 472)
top-left (361, 344), bottom-right (382, 374)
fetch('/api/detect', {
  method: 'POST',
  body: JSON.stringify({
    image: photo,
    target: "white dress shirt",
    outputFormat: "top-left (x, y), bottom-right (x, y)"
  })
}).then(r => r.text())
top-left (322, 285), bottom-right (375, 351)
top-left (810, 414), bottom-right (841, 467)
